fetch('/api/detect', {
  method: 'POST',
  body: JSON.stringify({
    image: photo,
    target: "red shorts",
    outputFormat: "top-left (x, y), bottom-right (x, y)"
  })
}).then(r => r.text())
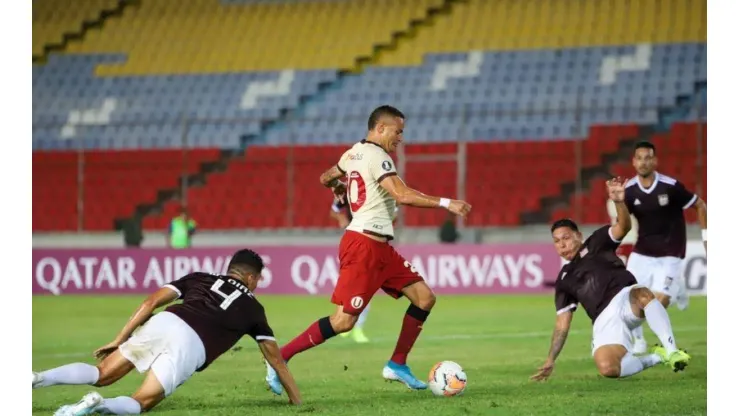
top-left (331, 231), bottom-right (424, 315)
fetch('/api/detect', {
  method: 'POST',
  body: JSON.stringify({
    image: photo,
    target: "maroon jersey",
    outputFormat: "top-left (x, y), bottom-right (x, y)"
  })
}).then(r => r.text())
top-left (554, 226), bottom-right (638, 323)
top-left (625, 173), bottom-right (698, 259)
top-left (164, 273), bottom-right (274, 371)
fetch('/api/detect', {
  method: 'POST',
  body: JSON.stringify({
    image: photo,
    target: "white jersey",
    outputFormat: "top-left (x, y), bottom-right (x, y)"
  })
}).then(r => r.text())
top-left (337, 140), bottom-right (398, 239)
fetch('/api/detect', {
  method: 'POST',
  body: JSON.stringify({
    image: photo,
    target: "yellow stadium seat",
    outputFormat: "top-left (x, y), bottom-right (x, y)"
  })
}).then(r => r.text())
top-left (378, 0), bottom-right (707, 67)
top-left (33, 0), bottom-right (120, 58)
top-left (34, 0), bottom-right (706, 74)
top-left (55, 0), bottom-right (445, 74)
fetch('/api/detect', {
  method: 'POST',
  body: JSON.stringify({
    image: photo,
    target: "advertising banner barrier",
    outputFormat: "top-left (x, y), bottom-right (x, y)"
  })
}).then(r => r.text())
top-left (682, 241), bottom-right (707, 296)
top-left (32, 244), bottom-right (561, 296)
top-left (32, 241), bottom-right (707, 296)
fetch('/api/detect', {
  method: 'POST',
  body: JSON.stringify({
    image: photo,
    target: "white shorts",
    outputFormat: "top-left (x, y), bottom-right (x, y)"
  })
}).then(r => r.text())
top-left (119, 311), bottom-right (206, 397)
top-left (627, 252), bottom-right (682, 301)
top-left (591, 285), bottom-right (645, 355)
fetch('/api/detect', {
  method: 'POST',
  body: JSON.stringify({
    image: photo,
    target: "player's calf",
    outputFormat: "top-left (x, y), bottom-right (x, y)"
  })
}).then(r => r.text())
top-left (593, 345), bottom-right (663, 378)
top-left (34, 350), bottom-right (136, 390)
top-left (630, 286), bottom-right (681, 355)
top-left (94, 350), bottom-right (136, 387)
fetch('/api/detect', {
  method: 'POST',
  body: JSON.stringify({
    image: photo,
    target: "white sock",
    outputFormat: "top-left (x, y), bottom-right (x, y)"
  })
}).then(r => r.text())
top-left (357, 304), bottom-right (370, 328)
top-left (639, 353), bottom-right (663, 368)
top-left (643, 299), bottom-right (678, 354)
top-left (36, 363), bottom-right (99, 387)
top-left (619, 353), bottom-right (645, 377)
top-left (632, 325), bottom-right (645, 342)
top-left (95, 396), bottom-right (142, 415)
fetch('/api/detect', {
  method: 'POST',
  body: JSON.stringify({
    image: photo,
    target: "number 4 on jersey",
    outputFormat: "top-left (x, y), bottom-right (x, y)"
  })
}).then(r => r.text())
top-left (210, 280), bottom-right (242, 310)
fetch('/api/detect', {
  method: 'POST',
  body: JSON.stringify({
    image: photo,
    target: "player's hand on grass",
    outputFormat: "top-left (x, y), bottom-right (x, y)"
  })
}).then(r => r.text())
top-left (606, 177), bottom-right (628, 203)
top-left (530, 361), bottom-right (554, 381)
top-left (93, 340), bottom-right (121, 361)
top-left (447, 200), bottom-right (472, 218)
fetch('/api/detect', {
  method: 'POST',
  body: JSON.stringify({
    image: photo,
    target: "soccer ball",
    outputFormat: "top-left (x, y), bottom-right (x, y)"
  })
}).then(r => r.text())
top-left (428, 361), bottom-right (467, 397)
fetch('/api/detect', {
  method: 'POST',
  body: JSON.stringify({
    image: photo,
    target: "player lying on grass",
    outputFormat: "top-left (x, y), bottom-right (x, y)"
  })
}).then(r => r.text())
top-left (33, 249), bottom-right (301, 415)
top-left (265, 105), bottom-right (472, 393)
top-left (531, 178), bottom-right (691, 381)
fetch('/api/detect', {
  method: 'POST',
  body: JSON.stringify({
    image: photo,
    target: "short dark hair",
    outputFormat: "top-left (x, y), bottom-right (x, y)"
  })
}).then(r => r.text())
top-left (368, 105), bottom-right (405, 131)
top-left (634, 141), bottom-right (656, 154)
top-left (551, 218), bottom-right (579, 234)
top-left (228, 249), bottom-right (265, 275)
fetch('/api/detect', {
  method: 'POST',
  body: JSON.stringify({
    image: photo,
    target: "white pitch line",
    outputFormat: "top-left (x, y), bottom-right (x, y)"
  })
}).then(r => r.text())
top-left (33, 326), bottom-right (706, 360)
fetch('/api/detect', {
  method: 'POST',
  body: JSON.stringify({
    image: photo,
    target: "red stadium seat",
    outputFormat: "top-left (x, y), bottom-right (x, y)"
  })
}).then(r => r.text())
top-left (33, 123), bottom-right (706, 230)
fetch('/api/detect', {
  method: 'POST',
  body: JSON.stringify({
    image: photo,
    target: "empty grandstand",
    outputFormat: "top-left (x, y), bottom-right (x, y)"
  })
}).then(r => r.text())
top-left (32, 0), bottom-right (706, 233)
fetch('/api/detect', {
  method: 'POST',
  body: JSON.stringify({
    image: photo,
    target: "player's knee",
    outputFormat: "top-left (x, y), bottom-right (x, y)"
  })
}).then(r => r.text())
top-left (630, 287), bottom-right (655, 308)
top-left (596, 361), bottom-right (620, 378)
top-left (655, 293), bottom-right (671, 308)
top-left (415, 291), bottom-right (436, 311)
top-left (329, 312), bottom-right (357, 333)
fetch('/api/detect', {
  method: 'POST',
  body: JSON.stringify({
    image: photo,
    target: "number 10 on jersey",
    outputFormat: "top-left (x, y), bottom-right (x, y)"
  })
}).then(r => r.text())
top-left (348, 171), bottom-right (366, 212)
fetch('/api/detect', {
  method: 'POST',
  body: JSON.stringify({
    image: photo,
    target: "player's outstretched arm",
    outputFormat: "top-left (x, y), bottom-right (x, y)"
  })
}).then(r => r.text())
top-left (379, 175), bottom-right (471, 217)
top-left (94, 287), bottom-right (180, 360)
top-left (531, 311), bottom-right (573, 381)
top-left (259, 340), bottom-right (302, 405)
top-left (606, 177), bottom-right (632, 241)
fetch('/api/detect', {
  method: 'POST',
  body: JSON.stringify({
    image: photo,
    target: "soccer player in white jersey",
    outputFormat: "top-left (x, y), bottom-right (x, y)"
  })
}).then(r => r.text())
top-left (616, 141), bottom-right (707, 354)
top-left (265, 105), bottom-right (471, 393)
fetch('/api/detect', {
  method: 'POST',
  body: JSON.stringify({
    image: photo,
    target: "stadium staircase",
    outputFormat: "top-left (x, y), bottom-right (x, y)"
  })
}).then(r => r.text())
top-left (521, 80), bottom-right (708, 225)
top-left (112, 0), bottom-right (467, 231)
top-left (32, 0), bottom-right (139, 64)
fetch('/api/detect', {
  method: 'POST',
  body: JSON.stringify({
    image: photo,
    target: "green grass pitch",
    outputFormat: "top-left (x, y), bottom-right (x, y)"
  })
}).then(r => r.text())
top-left (33, 295), bottom-right (707, 415)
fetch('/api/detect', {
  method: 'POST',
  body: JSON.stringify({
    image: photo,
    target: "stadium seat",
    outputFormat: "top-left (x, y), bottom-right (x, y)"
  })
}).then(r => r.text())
top-left (32, 0), bottom-right (707, 230)
top-left (32, 0), bottom-right (120, 58)
top-left (379, 0), bottom-right (707, 67)
top-left (59, 0), bottom-right (446, 74)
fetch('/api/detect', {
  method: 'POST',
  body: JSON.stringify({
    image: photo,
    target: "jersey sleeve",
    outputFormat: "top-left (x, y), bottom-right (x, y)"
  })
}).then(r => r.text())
top-left (587, 225), bottom-right (622, 253)
top-left (672, 181), bottom-right (698, 210)
top-left (336, 149), bottom-right (350, 174)
top-left (246, 307), bottom-right (276, 342)
top-left (163, 273), bottom-right (200, 299)
top-left (554, 285), bottom-right (577, 315)
top-left (368, 151), bottom-right (398, 183)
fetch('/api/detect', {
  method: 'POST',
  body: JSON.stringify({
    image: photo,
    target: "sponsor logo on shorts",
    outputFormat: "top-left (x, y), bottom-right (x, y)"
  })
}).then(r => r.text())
top-left (350, 296), bottom-right (364, 309)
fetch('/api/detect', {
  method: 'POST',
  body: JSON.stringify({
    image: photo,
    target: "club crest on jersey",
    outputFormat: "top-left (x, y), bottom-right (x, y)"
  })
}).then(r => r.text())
top-left (381, 160), bottom-right (392, 171)
top-left (658, 194), bottom-right (669, 206)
